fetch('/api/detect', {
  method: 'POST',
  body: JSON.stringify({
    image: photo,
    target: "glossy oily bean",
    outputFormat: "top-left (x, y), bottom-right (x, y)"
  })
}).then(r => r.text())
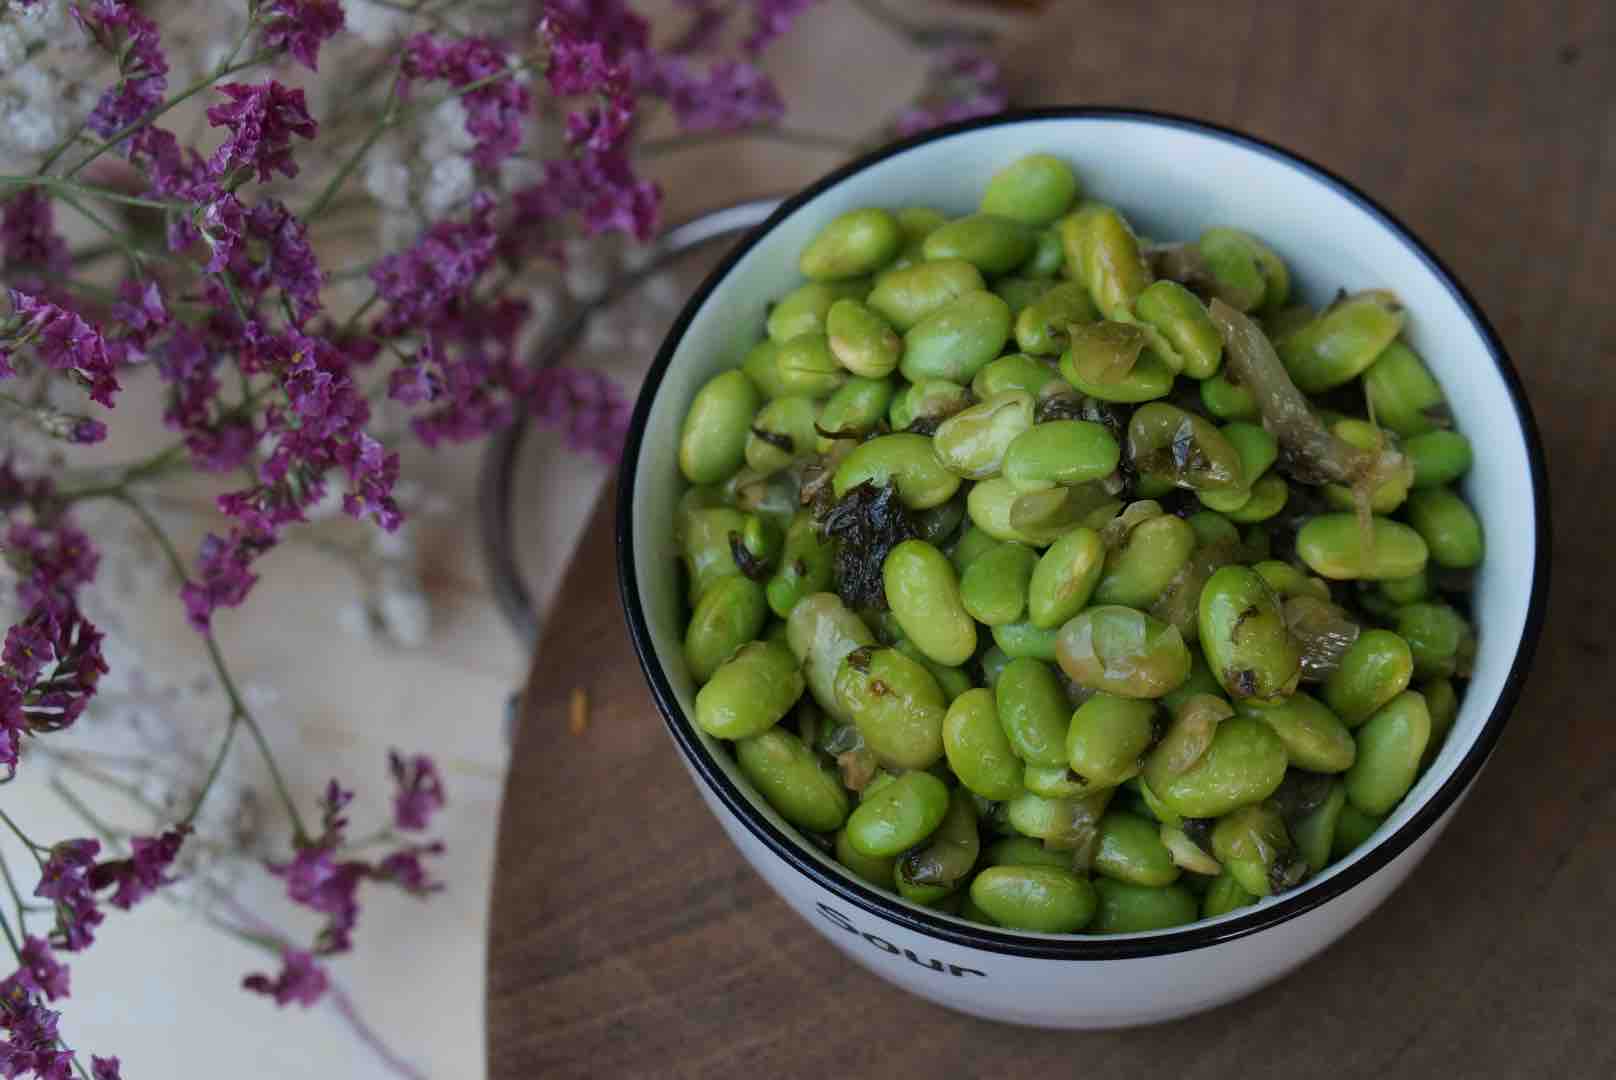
top-left (1239, 693), bottom-right (1357, 773)
top-left (1161, 824), bottom-right (1223, 876)
top-left (693, 641), bottom-right (804, 740)
top-left (786, 593), bottom-right (875, 720)
top-left (892, 638), bottom-right (973, 703)
top-left (1127, 403), bottom-right (1246, 492)
top-left (684, 576), bottom-right (768, 684)
top-left (1405, 430), bottom-right (1473, 489)
top-left (843, 769), bottom-right (951, 857)
top-left (1003, 420), bottom-right (1121, 492)
top-left (680, 507), bottom-right (748, 605)
top-left (1027, 527), bottom-right (1106, 629)
top-left (1065, 693), bottom-right (1158, 788)
top-left (825, 298), bottom-right (902, 378)
top-left (1090, 879), bottom-right (1198, 933)
top-left (966, 477), bottom-right (1047, 545)
top-left (744, 395), bottom-right (819, 474)
top-left (996, 657), bottom-right (1074, 768)
top-left (1094, 811), bottom-right (1181, 886)
top-left (766, 512), bottom-right (834, 618)
top-left (1405, 488), bottom-right (1484, 569)
top-left (1278, 290), bottom-right (1405, 393)
top-left (992, 620), bottom-right (1063, 662)
top-left (815, 377), bottom-right (896, 454)
top-left (922, 213), bottom-right (1037, 276)
top-left (1143, 716), bottom-right (1288, 819)
top-left (833, 434), bottom-right (961, 509)
top-left (740, 340), bottom-right (792, 400)
top-left (1094, 514), bottom-right (1197, 608)
top-left (1345, 690), bottom-right (1432, 815)
top-left (1056, 606), bottom-right (1191, 699)
top-left (900, 290), bottom-right (1013, 384)
top-left (1025, 230), bottom-right (1065, 277)
top-left (889, 378), bottom-right (971, 431)
top-left (943, 688), bottom-right (1025, 800)
top-left (1363, 342), bottom-right (1449, 437)
top-left (1135, 279), bottom-right (1223, 379)
top-left (1077, 205), bottom-right (1152, 319)
top-left (1200, 372), bottom-right (1259, 421)
top-left (1010, 483), bottom-right (1123, 545)
top-left (768, 280), bottom-right (866, 344)
top-left (1004, 788), bottom-right (1112, 847)
top-left (981, 836), bottom-right (1071, 871)
top-left (1395, 602), bottom-right (1474, 679)
top-left (949, 524), bottom-right (1001, 574)
top-left (1323, 628), bottom-right (1414, 727)
top-left (775, 333), bottom-right (847, 397)
top-left (735, 730), bottom-right (850, 833)
top-left (1212, 804), bottom-right (1300, 897)
top-left (1292, 779), bottom-right (1347, 873)
top-left (960, 542), bottom-right (1037, 626)
top-left (883, 539), bottom-right (977, 666)
top-left (1202, 870), bottom-right (1257, 919)
top-left (1198, 565), bottom-right (1302, 702)
top-left (1322, 419), bottom-right (1414, 514)
top-left (1296, 514), bottom-right (1429, 580)
top-left (993, 276), bottom-right (1053, 317)
top-left (1332, 803), bottom-right (1385, 860)
top-left (1015, 281), bottom-right (1100, 356)
top-left (933, 391), bottom-right (1036, 479)
top-left (835, 827), bottom-right (897, 887)
top-left (834, 646), bottom-right (948, 770)
top-left (897, 788), bottom-right (981, 899)
top-left (980, 645), bottom-right (1013, 688)
top-left (972, 353), bottom-right (1062, 400)
top-left (1024, 764), bottom-right (1091, 798)
top-left (970, 866), bottom-right (1096, 933)
top-left (800, 208), bottom-right (902, 280)
top-left (867, 258), bottom-right (985, 331)
top-left (679, 370), bottom-right (761, 485)
top-left (980, 153), bottom-right (1081, 226)
top-left (1198, 228), bottom-right (1289, 313)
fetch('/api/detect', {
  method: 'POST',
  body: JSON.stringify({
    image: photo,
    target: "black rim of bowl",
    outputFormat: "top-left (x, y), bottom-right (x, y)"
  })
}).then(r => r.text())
top-left (615, 106), bottom-right (1551, 960)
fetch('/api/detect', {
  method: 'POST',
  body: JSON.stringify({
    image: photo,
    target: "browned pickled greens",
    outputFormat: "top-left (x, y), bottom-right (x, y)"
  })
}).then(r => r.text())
top-left (1151, 536), bottom-right (1243, 640)
top-left (1067, 321), bottom-right (1147, 384)
top-left (1145, 241), bottom-right (1263, 310)
top-left (1283, 594), bottom-right (1361, 681)
top-left (1155, 693), bottom-right (1233, 777)
top-left (1041, 790), bottom-right (1112, 869)
top-left (836, 748), bottom-right (879, 791)
top-left (1099, 499), bottom-right (1163, 550)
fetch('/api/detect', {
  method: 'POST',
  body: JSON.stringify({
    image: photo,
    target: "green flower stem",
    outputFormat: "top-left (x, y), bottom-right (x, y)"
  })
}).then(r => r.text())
top-left (0, 807), bottom-right (46, 861)
top-left (338, 291), bottom-right (381, 338)
top-left (116, 494), bottom-right (313, 845)
top-left (0, 856), bottom-right (44, 936)
top-left (0, 175), bottom-right (177, 212)
top-left (0, 905), bottom-right (19, 958)
top-left (47, 779), bottom-right (125, 849)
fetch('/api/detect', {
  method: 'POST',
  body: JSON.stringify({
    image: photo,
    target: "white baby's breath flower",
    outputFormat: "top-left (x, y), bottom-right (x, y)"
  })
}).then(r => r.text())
top-left (0, 24), bottom-right (24, 70)
top-left (346, 0), bottom-right (412, 45)
top-left (423, 154), bottom-right (474, 218)
top-left (364, 156), bottom-right (413, 210)
top-left (421, 97), bottom-right (476, 160)
top-left (376, 573), bottom-right (430, 648)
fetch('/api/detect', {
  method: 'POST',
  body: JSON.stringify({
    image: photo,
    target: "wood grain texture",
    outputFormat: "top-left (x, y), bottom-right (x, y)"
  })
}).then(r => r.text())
top-left (490, 2), bottom-right (1614, 1075)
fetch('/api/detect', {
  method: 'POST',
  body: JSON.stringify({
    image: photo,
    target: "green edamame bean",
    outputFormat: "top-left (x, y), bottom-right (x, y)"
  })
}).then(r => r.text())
top-left (1211, 803), bottom-right (1302, 897)
top-left (1025, 230), bottom-right (1065, 277)
top-left (766, 512), bottom-right (833, 618)
top-left (1078, 206), bottom-right (1153, 320)
top-left (1008, 483), bottom-right (1123, 545)
top-left (981, 153), bottom-right (1081, 226)
top-left (834, 646), bottom-right (948, 770)
top-left (1094, 514), bottom-right (1197, 608)
top-left (901, 290), bottom-right (1013, 384)
top-left (891, 637), bottom-right (973, 703)
top-left (844, 769), bottom-right (951, 857)
top-left (1220, 422), bottom-right (1279, 487)
top-left (741, 339), bottom-right (792, 399)
top-left (1065, 692), bottom-right (1158, 786)
top-left (815, 377), bottom-right (895, 454)
top-left (970, 866), bottom-right (1096, 933)
top-left (1377, 569), bottom-right (1431, 609)
top-left (896, 206), bottom-right (946, 242)
top-left (889, 378), bottom-right (970, 431)
top-left (992, 620), bottom-right (1063, 662)
top-left (1321, 419), bottom-right (1413, 514)
top-left (775, 333), bottom-right (847, 397)
top-left (786, 593), bottom-right (875, 719)
top-left (834, 433), bottom-right (962, 509)
top-left (1238, 693), bottom-right (1357, 773)
top-left (1060, 345), bottom-right (1175, 404)
top-left (971, 353), bottom-right (1062, 400)
top-left (1296, 514), bottom-right (1429, 581)
top-left (1323, 628), bottom-right (1414, 727)
top-left (679, 370), bottom-right (762, 485)
top-left (694, 640), bottom-right (804, 739)
top-left (1200, 372), bottom-right (1259, 421)
top-left (966, 477), bottom-right (1044, 545)
top-left (825, 298), bottom-right (902, 378)
top-left (1185, 510), bottom-right (1240, 550)
top-left (1160, 823), bottom-right (1222, 875)
top-left (1363, 342), bottom-right (1449, 437)
top-left (1344, 690), bottom-right (1431, 815)
top-left (680, 506), bottom-right (748, 605)
top-left (1223, 473), bottom-right (1289, 524)
top-left (1127, 404), bottom-right (1246, 492)
top-left (980, 645), bottom-right (1013, 688)
top-left (1135, 280), bottom-right (1223, 379)
top-left (995, 657), bottom-right (1073, 769)
top-left (1003, 420), bottom-right (1121, 492)
top-left (1144, 716), bottom-right (1288, 818)
top-left (1251, 561), bottom-right (1328, 602)
top-left (1022, 763), bottom-right (1089, 798)
top-left (949, 524), bottom-right (1001, 574)
top-left (1278, 290), bottom-right (1405, 393)
top-left (1405, 430), bottom-right (1473, 489)
top-left (1332, 803), bottom-right (1384, 859)
top-left (868, 258), bottom-right (986, 331)
top-left (922, 213), bottom-right (1037, 276)
top-left (1405, 487), bottom-right (1484, 569)
top-left (1291, 779), bottom-right (1347, 873)
top-left (959, 542), bottom-right (1037, 626)
top-left (1095, 811), bottom-right (1181, 886)
top-left (1197, 228), bottom-right (1289, 313)
top-left (1395, 602), bottom-right (1474, 679)
top-left (800, 208), bottom-right (902, 281)
top-left (1056, 606), bottom-right (1191, 699)
top-left (745, 394), bottom-right (820, 474)
top-left (933, 391), bottom-right (1036, 479)
top-left (943, 688), bottom-right (1025, 800)
top-left (684, 576), bottom-right (768, 684)
top-left (897, 787), bottom-right (981, 902)
top-left (981, 836), bottom-right (1071, 870)
top-left (835, 827), bottom-right (897, 887)
top-left (1198, 565), bottom-right (1302, 702)
top-left (1015, 281), bottom-right (1100, 356)
top-left (1159, 651), bottom-right (1223, 713)
top-left (1027, 527), bottom-right (1106, 629)
top-left (1089, 878), bottom-right (1198, 932)
top-left (767, 280), bottom-right (866, 344)
top-left (1419, 677), bottom-right (1458, 770)
top-left (992, 276), bottom-right (1053, 318)
top-left (736, 729), bottom-right (850, 833)
top-left (1202, 870), bottom-right (1257, 919)
top-left (884, 539), bottom-right (977, 666)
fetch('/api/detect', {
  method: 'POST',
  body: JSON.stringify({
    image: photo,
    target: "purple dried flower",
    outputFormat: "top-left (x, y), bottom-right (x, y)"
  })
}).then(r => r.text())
top-left (514, 148), bottom-right (661, 243)
top-left (110, 280), bottom-right (170, 350)
top-left (541, 1), bottom-right (650, 90)
top-left (241, 201), bottom-right (324, 325)
top-left (564, 92), bottom-right (635, 152)
top-left (369, 195), bottom-right (496, 336)
top-left (180, 529), bottom-right (268, 631)
top-left (263, 0), bottom-right (346, 72)
top-left (0, 999), bottom-right (72, 1080)
top-left (526, 365), bottom-right (633, 465)
top-left (275, 844), bottom-right (365, 953)
top-left (655, 57), bottom-right (783, 132)
top-left (34, 839), bottom-right (100, 904)
top-left (128, 126), bottom-right (216, 205)
top-left (7, 292), bottom-right (120, 407)
top-left (1, 190), bottom-right (70, 282)
top-left (243, 949), bottom-right (329, 1008)
top-left (88, 827), bottom-right (189, 910)
top-left (199, 193), bottom-right (245, 273)
top-left (376, 843), bottom-right (444, 895)
top-left (334, 433), bottom-right (402, 531)
top-left (79, 0), bottom-right (170, 139)
top-left (893, 45), bottom-right (1009, 136)
top-left (401, 35), bottom-right (531, 169)
top-left (2, 937), bottom-right (70, 1003)
top-left (206, 81), bottom-right (319, 183)
top-left (386, 361), bottom-right (441, 406)
top-left (91, 1057), bottom-right (123, 1080)
top-left (3, 622), bottom-right (52, 686)
top-left (389, 751), bottom-right (445, 831)
top-left (744, 0), bottom-right (819, 55)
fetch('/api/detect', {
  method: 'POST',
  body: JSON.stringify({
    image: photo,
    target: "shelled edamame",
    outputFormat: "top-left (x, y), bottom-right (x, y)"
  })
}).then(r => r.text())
top-left (672, 151), bottom-right (1483, 935)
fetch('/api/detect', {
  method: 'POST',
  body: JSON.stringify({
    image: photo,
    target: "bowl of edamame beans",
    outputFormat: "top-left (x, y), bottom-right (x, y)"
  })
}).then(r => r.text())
top-left (616, 109), bottom-right (1548, 1028)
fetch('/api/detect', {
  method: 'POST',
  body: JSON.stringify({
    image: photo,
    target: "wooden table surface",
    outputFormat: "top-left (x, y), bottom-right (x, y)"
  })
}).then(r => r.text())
top-left (488, 2), bottom-right (1614, 1076)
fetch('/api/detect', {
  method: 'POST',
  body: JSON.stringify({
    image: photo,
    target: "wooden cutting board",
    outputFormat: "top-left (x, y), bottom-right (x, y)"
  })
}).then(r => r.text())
top-left (489, 2), bottom-right (1615, 1076)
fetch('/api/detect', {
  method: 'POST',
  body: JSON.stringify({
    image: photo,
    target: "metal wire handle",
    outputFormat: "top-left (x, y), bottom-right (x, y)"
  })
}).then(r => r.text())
top-left (478, 197), bottom-right (784, 647)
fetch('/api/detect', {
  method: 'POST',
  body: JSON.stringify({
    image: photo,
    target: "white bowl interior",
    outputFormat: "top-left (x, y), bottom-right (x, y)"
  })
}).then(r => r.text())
top-left (628, 115), bottom-right (1539, 940)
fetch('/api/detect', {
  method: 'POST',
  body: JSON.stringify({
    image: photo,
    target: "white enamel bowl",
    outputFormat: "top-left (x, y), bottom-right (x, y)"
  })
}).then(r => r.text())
top-left (616, 109), bottom-right (1549, 1029)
